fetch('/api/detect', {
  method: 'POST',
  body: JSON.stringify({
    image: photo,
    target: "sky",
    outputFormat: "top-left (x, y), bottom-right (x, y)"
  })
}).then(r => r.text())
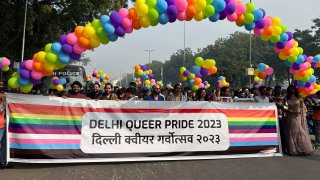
top-left (84, 0), bottom-right (320, 80)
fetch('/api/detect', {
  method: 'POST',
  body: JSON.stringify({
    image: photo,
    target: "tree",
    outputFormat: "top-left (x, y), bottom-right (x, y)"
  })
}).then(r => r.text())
top-left (0, 0), bottom-right (128, 62)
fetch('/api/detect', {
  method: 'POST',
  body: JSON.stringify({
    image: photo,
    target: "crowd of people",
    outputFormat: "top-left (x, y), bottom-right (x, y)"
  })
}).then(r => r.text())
top-left (0, 80), bottom-right (320, 168)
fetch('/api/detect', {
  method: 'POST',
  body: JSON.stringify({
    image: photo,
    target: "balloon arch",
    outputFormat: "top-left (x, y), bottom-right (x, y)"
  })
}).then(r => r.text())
top-left (7, 0), bottom-right (320, 96)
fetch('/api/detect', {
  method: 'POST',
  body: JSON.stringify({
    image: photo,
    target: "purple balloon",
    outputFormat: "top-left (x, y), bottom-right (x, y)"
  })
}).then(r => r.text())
top-left (62, 44), bottom-right (73, 54)
top-left (0, 64), bottom-right (2, 70)
top-left (141, 65), bottom-right (147, 71)
top-left (20, 69), bottom-right (30, 80)
top-left (292, 63), bottom-right (301, 70)
top-left (20, 61), bottom-right (26, 69)
top-left (219, 10), bottom-right (227, 20)
top-left (59, 34), bottom-right (67, 45)
top-left (293, 80), bottom-right (298, 86)
top-left (30, 78), bottom-right (41, 85)
top-left (260, 8), bottom-right (266, 18)
top-left (167, 5), bottom-right (178, 18)
top-left (165, 0), bottom-right (175, 6)
top-left (304, 82), bottom-right (311, 88)
top-left (286, 32), bottom-right (293, 40)
top-left (53, 79), bottom-right (61, 86)
top-left (110, 12), bottom-right (122, 27)
top-left (302, 54), bottom-right (308, 61)
top-left (195, 72), bottom-right (202, 78)
top-left (255, 19), bottom-right (266, 29)
top-left (200, 68), bottom-right (209, 76)
top-left (224, 0), bottom-right (231, 4)
top-left (115, 26), bottom-right (126, 37)
top-left (148, 73), bottom-right (154, 78)
top-left (276, 42), bottom-right (286, 49)
top-left (311, 62), bottom-right (317, 68)
top-left (168, 15), bottom-right (177, 23)
top-left (183, 70), bottom-right (190, 76)
top-left (70, 52), bottom-right (81, 60)
top-left (203, 81), bottom-right (208, 86)
top-left (225, 3), bottom-right (236, 15)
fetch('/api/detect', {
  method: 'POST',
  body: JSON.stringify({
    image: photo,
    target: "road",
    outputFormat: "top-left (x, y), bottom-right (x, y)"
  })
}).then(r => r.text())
top-left (1, 150), bottom-right (319, 180)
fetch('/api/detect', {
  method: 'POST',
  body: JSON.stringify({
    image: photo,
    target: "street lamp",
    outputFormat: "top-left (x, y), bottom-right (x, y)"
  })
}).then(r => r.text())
top-left (145, 49), bottom-right (155, 69)
top-left (21, 0), bottom-right (28, 62)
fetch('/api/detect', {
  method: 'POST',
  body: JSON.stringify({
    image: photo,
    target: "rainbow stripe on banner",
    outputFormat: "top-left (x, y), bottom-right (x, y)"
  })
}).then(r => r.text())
top-left (6, 94), bottom-right (281, 163)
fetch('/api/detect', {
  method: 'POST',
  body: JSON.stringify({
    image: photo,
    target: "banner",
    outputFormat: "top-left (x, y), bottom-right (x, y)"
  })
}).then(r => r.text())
top-left (6, 94), bottom-right (282, 163)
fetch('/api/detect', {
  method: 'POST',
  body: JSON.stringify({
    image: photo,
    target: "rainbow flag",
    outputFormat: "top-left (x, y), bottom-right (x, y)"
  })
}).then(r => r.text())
top-left (7, 94), bottom-right (281, 163)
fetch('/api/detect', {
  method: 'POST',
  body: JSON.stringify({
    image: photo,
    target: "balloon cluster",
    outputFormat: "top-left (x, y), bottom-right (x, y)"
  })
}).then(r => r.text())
top-left (132, 77), bottom-right (142, 85)
top-left (253, 76), bottom-right (263, 86)
top-left (179, 57), bottom-right (216, 91)
top-left (134, 65), bottom-right (154, 79)
top-left (254, 63), bottom-right (274, 80)
top-left (289, 55), bottom-right (320, 96)
top-left (144, 79), bottom-right (164, 90)
top-left (217, 76), bottom-right (229, 88)
top-left (7, 0), bottom-right (320, 95)
top-left (0, 57), bottom-right (11, 72)
top-left (90, 69), bottom-right (110, 84)
top-left (50, 77), bottom-right (67, 91)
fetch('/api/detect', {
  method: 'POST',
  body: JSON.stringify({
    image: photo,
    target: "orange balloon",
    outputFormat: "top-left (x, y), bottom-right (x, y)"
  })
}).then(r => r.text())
top-left (298, 70), bottom-right (306, 77)
top-left (32, 53), bottom-right (38, 61)
top-left (33, 61), bottom-right (44, 72)
top-left (258, 72), bottom-right (266, 79)
top-left (186, 5), bottom-right (196, 19)
top-left (187, 0), bottom-right (196, 5)
top-left (43, 70), bottom-right (53, 76)
top-left (208, 66), bottom-right (217, 75)
top-left (78, 36), bottom-right (90, 49)
top-left (74, 26), bottom-right (84, 37)
top-left (263, 26), bottom-right (273, 36)
top-left (194, 78), bottom-right (202, 85)
top-left (132, 19), bottom-right (141, 30)
top-left (128, 8), bottom-right (138, 20)
top-left (135, 65), bottom-right (141, 71)
top-left (282, 48), bottom-right (292, 56)
top-left (317, 62), bottom-right (320, 68)
top-left (236, 14), bottom-right (244, 24)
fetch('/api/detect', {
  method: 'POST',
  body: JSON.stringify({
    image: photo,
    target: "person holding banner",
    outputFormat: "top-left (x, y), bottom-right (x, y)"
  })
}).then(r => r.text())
top-left (86, 83), bottom-right (103, 100)
top-left (63, 81), bottom-right (88, 99)
top-left (100, 83), bottom-right (118, 100)
top-left (145, 84), bottom-right (165, 101)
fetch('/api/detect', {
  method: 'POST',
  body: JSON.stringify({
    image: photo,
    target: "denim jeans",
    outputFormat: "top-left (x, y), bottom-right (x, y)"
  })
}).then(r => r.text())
top-left (0, 127), bottom-right (7, 163)
top-left (313, 121), bottom-right (320, 148)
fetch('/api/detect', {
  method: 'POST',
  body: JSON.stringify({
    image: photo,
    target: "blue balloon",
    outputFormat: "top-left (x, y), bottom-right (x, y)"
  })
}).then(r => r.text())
top-left (51, 42), bottom-right (62, 53)
top-left (191, 65), bottom-right (201, 74)
top-left (284, 61), bottom-right (293, 67)
top-left (100, 15), bottom-right (110, 24)
top-left (280, 33), bottom-right (289, 43)
top-left (313, 55), bottom-right (320, 63)
top-left (297, 80), bottom-right (306, 87)
top-left (145, 85), bottom-right (151, 90)
top-left (100, 75), bottom-right (105, 80)
top-left (213, 0), bottom-right (226, 12)
top-left (296, 55), bottom-right (305, 64)
top-left (253, 9), bottom-right (263, 21)
top-left (188, 79), bottom-right (194, 85)
top-left (245, 22), bottom-right (255, 31)
top-left (257, 63), bottom-right (266, 71)
top-left (209, 12), bottom-right (220, 22)
top-left (156, 0), bottom-right (168, 13)
top-left (107, 34), bottom-right (118, 42)
top-left (309, 75), bottom-right (316, 83)
top-left (58, 52), bottom-right (71, 64)
top-left (103, 23), bottom-right (115, 35)
top-left (60, 78), bottom-right (67, 85)
top-left (159, 13), bottom-right (169, 25)
top-left (18, 77), bottom-right (30, 86)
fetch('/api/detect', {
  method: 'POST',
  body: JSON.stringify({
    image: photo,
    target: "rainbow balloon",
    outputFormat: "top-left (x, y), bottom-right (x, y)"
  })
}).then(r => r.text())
top-left (6, 0), bottom-right (320, 96)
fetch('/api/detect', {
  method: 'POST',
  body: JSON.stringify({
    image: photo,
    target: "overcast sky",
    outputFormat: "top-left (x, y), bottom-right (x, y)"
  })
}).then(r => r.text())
top-left (84, 0), bottom-right (320, 80)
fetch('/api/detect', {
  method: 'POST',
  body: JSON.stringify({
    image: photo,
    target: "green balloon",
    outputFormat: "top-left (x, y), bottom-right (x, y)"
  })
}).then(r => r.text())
top-left (301, 76), bottom-right (309, 82)
top-left (195, 57), bottom-right (204, 66)
top-left (91, 19), bottom-right (102, 30)
top-left (288, 56), bottom-right (297, 63)
top-left (12, 72), bottom-right (19, 77)
top-left (146, 0), bottom-right (157, 8)
top-left (8, 77), bottom-right (19, 89)
top-left (246, 2), bottom-right (255, 13)
top-left (55, 60), bottom-right (66, 69)
top-left (150, 19), bottom-right (159, 26)
top-left (192, 85), bottom-right (198, 91)
top-left (148, 8), bottom-right (159, 21)
top-left (180, 67), bottom-right (186, 73)
top-left (244, 13), bottom-right (254, 24)
top-left (45, 52), bottom-right (58, 64)
top-left (96, 28), bottom-right (109, 45)
top-left (45, 43), bottom-right (52, 52)
top-left (20, 83), bottom-right (33, 93)
top-left (270, 35), bottom-right (280, 44)
top-left (2, 66), bottom-right (9, 72)
top-left (203, 5), bottom-right (215, 17)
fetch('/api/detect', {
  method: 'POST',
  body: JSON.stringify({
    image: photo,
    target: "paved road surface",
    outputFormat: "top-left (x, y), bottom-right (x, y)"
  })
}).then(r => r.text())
top-left (1, 150), bottom-right (319, 180)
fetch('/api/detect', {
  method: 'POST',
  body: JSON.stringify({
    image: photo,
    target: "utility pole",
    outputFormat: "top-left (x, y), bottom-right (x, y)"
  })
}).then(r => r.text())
top-left (21, 0), bottom-right (28, 62)
top-left (145, 50), bottom-right (155, 69)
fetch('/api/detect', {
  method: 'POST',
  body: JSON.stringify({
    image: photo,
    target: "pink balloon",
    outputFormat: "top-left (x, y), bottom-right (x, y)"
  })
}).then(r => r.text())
top-left (264, 17), bottom-right (272, 27)
top-left (307, 56), bottom-right (313, 63)
top-left (285, 39), bottom-right (295, 49)
top-left (300, 62), bottom-right (308, 71)
top-left (125, 27), bottom-right (133, 34)
top-left (227, 13), bottom-right (237, 22)
top-left (177, 11), bottom-right (186, 21)
top-left (31, 71), bottom-right (43, 80)
top-left (198, 83), bottom-right (204, 88)
top-left (122, 18), bottom-right (132, 29)
top-left (93, 70), bottom-right (98, 75)
top-left (150, 79), bottom-right (156, 84)
top-left (66, 33), bottom-right (78, 45)
top-left (274, 46), bottom-right (281, 53)
top-left (265, 67), bottom-right (274, 75)
top-left (235, 2), bottom-right (246, 14)
top-left (73, 43), bottom-right (86, 54)
top-left (305, 86), bottom-right (314, 93)
top-left (119, 8), bottom-right (129, 18)
top-left (254, 28), bottom-right (263, 35)
top-left (25, 60), bottom-right (34, 71)
top-left (175, 0), bottom-right (188, 12)
top-left (289, 67), bottom-right (298, 75)
top-left (1, 58), bottom-right (11, 66)
top-left (230, 0), bottom-right (238, 4)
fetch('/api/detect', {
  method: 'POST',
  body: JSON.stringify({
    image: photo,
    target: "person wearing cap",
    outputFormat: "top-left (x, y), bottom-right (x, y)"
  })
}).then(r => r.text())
top-left (63, 81), bottom-right (88, 99)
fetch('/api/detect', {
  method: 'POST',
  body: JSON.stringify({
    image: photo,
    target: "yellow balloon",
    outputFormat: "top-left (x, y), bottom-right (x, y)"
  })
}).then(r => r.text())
top-left (37, 51), bottom-right (46, 62)
top-left (272, 17), bottom-right (281, 26)
top-left (44, 62), bottom-right (55, 73)
top-left (140, 16), bottom-right (151, 28)
top-left (202, 59), bottom-right (214, 69)
top-left (137, 3), bottom-right (149, 17)
top-left (83, 25), bottom-right (96, 38)
top-left (145, 80), bottom-right (150, 85)
top-left (194, 11), bottom-right (204, 21)
top-left (89, 35), bottom-right (101, 48)
top-left (56, 84), bottom-right (64, 91)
